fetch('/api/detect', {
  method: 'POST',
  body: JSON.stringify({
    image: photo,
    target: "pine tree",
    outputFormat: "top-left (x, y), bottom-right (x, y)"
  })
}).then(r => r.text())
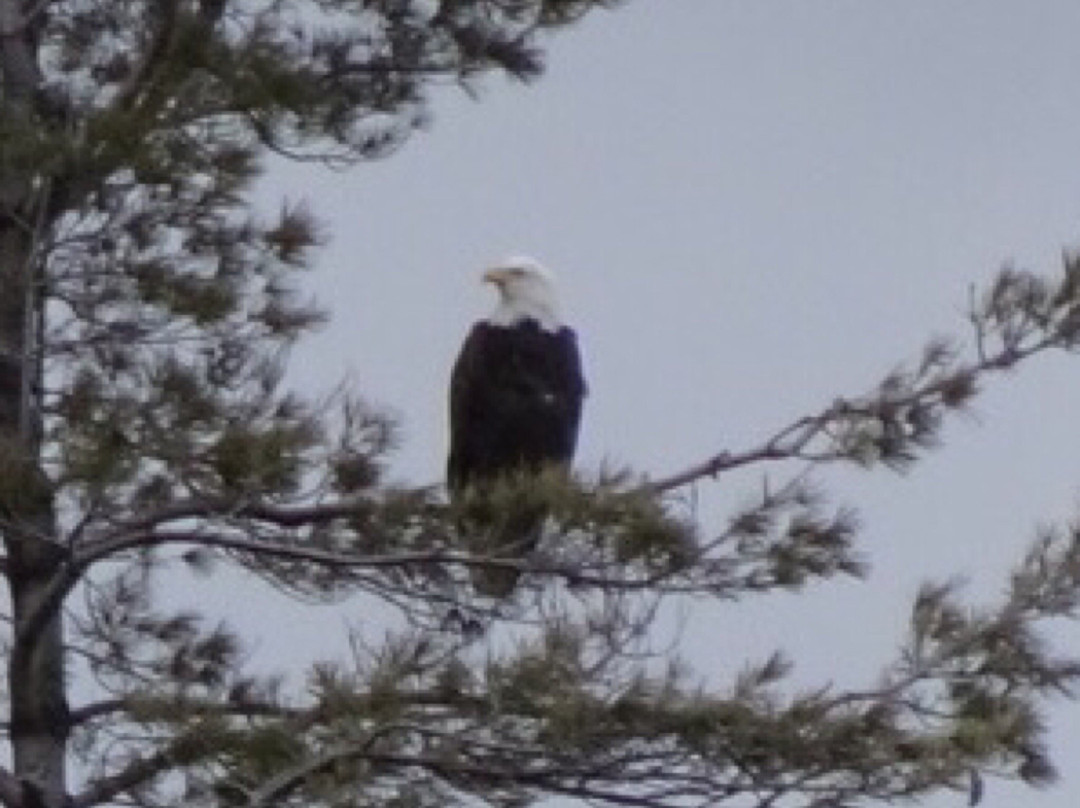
top-left (2, 3), bottom-right (1080, 808)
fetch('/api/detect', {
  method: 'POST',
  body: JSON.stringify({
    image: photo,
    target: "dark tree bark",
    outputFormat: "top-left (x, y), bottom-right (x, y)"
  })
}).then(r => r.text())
top-left (0, 2), bottom-right (67, 804)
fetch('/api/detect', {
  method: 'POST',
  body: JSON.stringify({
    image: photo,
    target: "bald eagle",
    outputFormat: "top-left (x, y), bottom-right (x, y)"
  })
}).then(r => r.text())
top-left (448, 257), bottom-right (587, 596)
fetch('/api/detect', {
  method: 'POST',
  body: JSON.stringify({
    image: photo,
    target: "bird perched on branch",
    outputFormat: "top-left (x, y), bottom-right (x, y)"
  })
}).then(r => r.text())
top-left (448, 256), bottom-right (587, 596)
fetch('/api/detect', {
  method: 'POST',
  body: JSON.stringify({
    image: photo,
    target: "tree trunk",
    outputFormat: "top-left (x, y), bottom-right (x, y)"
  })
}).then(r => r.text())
top-left (0, 2), bottom-right (69, 804)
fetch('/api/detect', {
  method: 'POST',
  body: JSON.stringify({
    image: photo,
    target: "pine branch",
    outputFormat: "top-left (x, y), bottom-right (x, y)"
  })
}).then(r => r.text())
top-left (112, 0), bottom-right (181, 114)
top-left (79, 527), bottom-right (461, 570)
top-left (104, 494), bottom-right (385, 533)
top-left (243, 742), bottom-right (703, 808)
top-left (649, 264), bottom-right (1077, 494)
top-left (67, 524), bottom-right (1080, 808)
top-left (241, 731), bottom-right (400, 807)
top-left (71, 744), bottom-right (179, 808)
top-left (66, 697), bottom-right (125, 727)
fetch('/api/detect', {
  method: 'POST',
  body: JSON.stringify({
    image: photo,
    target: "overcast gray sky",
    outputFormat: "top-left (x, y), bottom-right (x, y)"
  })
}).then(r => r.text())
top-left (234, 2), bottom-right (1080, 804)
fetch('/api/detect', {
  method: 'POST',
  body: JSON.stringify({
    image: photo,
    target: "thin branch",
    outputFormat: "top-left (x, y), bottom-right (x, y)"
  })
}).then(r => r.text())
top-left (70, 747), bottom-right (175, 808)
top-left (244, 721), bottom-right (418, 807)
top-left (246, 742), bottom-right (775, 808)
top-left (647, 331), bottom-right (1058, 494)
top-left (102, 494), bottom-right (384, 534)
top-left (76, 527), bottom-right (519, 574)
top-left (77, 694), bottom-right (312, 726)
top-left (15, 495), bottom-right (422, 645)
top-left (66, 698), bottom-right (126, 727)
top-left (74, 525), bottom-right (750, 600)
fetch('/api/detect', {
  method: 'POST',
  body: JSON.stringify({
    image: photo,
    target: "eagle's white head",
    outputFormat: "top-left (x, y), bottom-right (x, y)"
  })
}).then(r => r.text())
top-left (482, 255), bottom-right (563, 331)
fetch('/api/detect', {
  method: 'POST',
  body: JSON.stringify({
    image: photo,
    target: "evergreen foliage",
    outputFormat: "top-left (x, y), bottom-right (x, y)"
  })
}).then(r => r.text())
top-left (2, 2), bottom-right (1080, 808)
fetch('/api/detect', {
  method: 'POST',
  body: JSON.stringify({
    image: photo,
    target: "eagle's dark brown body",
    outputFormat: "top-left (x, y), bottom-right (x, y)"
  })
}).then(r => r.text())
top-left (448, 319), bottom-right (585, 491)
top-left (448, 315), bottom-right (586, 596)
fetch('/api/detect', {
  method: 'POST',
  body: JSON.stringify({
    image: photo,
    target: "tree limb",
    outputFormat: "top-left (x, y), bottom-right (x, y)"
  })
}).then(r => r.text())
top-left (647, 329), bottom-right (1058, 494)
top-left (106, 494), bottom-right (384, 534)
top-left (70, 749), bottom-right (174, 808)
top-left (70, 728), bottom-right (217, 808)
top-left (65, 698), bottom-right (125, 727)
top-left (76, 527), bottom-right (522, 575)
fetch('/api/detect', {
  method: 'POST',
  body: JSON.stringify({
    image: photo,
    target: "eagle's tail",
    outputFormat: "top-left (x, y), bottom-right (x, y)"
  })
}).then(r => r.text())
top-left (469, 502), bottom-right (546, 598)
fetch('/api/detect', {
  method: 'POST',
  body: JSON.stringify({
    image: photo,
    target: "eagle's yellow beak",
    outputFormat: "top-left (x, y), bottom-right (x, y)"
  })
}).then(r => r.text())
top-left (482, 268), bottom-right (509, 286)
